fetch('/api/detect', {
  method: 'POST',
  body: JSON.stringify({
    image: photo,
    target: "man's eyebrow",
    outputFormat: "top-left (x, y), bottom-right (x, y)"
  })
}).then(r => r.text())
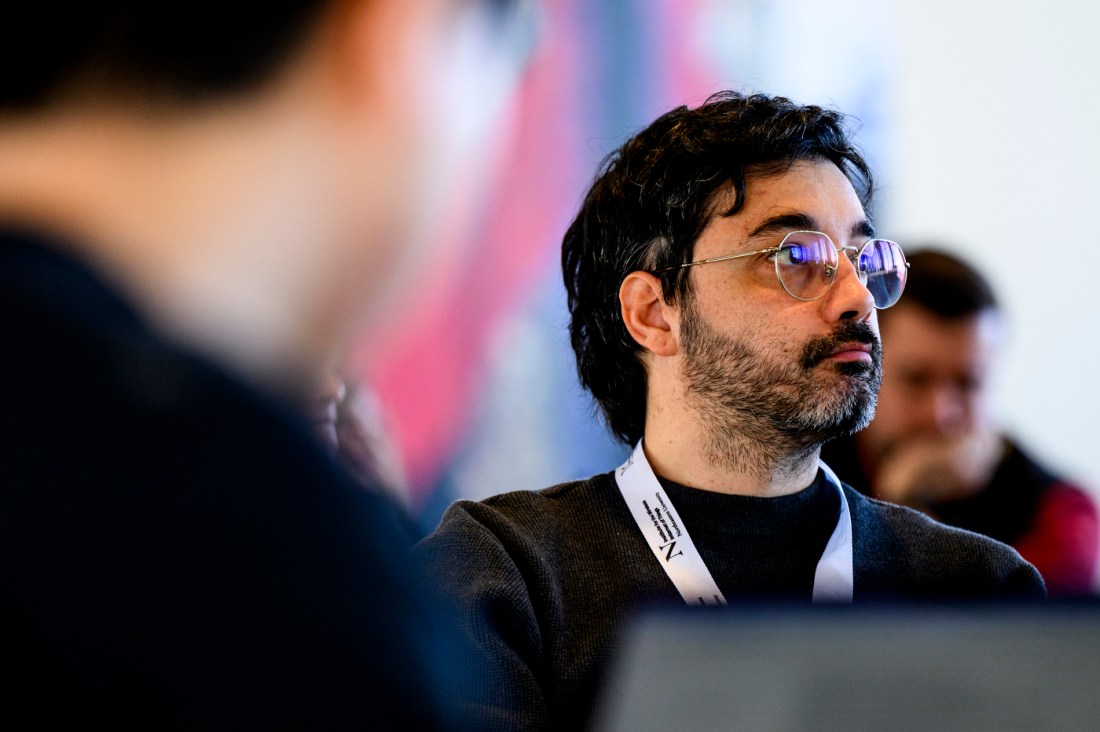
top-left (852, 219), bottom-right (876, 239)
top-left (743, 212), bottom-right (877, 242)
top-left (745, 212), bottom-right (817, 240)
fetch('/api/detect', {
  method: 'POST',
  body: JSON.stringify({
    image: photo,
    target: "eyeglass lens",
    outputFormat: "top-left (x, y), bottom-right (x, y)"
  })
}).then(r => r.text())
top-left (775, 232), bottom-right (838, 301)
top-left (860, 240), bottom-right (907, 308)
top-left (776, 232), bottom-right (907, 308)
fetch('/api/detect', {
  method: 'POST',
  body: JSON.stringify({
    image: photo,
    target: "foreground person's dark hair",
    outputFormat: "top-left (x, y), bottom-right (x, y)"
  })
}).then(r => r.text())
top-left (0, 4), bottom-right (333, 109)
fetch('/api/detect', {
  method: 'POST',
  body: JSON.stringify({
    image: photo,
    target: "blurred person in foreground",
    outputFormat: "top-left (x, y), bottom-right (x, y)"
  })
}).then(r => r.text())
top-left (417, 92), bottom-right (1045, 731)
top-left (0, 0), bottom-right (528, 727)
top-left (821, 250), bottom-right (1099, 596)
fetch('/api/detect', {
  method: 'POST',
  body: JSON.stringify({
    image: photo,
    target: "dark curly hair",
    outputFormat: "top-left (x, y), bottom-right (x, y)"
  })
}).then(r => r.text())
top-left (562, 91), bottom-right (875, 445)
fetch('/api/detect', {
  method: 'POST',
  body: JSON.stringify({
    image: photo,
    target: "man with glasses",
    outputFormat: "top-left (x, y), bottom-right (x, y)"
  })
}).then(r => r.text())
top-left (418, 92), bottom-right (1044, 731)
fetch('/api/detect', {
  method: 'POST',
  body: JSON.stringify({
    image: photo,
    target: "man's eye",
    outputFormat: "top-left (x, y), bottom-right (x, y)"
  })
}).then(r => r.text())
top-left (960, 375), bottom-right (985, 393)
top-left (902, 372), bottom-right (934, 390)
top-left (776, 245), bottom-right (810, 266)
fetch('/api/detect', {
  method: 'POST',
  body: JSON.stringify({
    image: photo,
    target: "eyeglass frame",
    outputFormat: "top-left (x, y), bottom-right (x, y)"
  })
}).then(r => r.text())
top-left (654, 229), bottom-right (909, 308)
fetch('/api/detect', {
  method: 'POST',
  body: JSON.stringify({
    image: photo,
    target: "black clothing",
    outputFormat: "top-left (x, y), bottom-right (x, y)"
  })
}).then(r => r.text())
top-left (1, 229), bottom-right (455, 729)
top-left (657, 471), bottom-right (839, 599)
top-left (417, 471), bottom-right (1045, 731)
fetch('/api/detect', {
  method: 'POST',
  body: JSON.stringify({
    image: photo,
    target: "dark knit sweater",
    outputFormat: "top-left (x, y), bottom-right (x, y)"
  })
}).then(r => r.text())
top-left (417, 470), bottom-right (1045, 731)
top-left (656, 472), bottom-right (839, 599)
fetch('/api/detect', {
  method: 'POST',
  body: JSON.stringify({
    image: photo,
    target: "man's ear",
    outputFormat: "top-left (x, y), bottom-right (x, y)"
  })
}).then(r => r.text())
top-left (620, 272), bottom-right (678, 357)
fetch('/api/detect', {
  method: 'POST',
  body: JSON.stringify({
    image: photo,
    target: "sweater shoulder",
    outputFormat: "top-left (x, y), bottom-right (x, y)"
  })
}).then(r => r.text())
top-left (416, 472), bottom-right (628, 576)
top-left (849, 486), bottom-right (1011, 546)
top-left (429, 472), bottom-right (619, 540)
top-left (844, 486), bottom-right (1047, 598)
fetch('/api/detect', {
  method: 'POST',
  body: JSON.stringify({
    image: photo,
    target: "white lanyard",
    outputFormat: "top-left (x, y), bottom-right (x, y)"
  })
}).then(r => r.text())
top-left (614, 440), bottom-right (853, 606)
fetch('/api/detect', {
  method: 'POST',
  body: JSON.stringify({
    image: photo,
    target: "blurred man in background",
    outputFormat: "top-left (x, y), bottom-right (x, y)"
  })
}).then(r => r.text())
top-left (822, 249), bottom-right (1099, 595)
top-left (0, 0), bottom-right (527, 727)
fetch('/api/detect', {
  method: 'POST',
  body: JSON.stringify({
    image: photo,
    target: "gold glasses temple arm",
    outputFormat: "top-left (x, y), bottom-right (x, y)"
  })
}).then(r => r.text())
top-left (654, 246), bottom-right (781, 274)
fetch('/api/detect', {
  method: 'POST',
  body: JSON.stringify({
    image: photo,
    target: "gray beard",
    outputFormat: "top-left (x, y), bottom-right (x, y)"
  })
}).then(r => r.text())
top-left (679, 298), bottom-right (882, 482)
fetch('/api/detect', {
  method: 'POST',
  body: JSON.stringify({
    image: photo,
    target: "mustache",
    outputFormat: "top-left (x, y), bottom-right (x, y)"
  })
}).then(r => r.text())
top-left (801, 321), bottom-right (882, 369)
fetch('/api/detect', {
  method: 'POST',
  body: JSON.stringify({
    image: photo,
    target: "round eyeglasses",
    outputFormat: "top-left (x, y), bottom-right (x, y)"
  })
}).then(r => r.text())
top-left (659, 230), bottom-right (909, 309)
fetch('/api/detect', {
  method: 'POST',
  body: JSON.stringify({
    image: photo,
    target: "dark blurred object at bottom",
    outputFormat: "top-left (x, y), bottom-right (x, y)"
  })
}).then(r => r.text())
top-left (596, 602), bottom-right (1100, 732)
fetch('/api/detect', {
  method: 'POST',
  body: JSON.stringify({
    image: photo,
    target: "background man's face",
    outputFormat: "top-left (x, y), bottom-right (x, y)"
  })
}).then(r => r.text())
top-left (859, 303), bottom-right (1002, 460)
top-left (674, 159), bottom-right (882, 448)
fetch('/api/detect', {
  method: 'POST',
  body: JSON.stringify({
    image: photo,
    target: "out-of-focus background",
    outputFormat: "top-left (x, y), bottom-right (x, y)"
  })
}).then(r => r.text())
top-left (350, 0), bottom-right (1100, 529)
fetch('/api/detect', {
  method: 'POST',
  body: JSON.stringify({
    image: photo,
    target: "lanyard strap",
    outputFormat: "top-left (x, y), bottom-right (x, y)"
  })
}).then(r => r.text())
top-left (614, 440), bottom-right (853, 606)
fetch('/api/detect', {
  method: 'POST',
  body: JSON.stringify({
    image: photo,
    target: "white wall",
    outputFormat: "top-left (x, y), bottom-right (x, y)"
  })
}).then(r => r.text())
top-left (886, 0), bottom-right (1100, 491)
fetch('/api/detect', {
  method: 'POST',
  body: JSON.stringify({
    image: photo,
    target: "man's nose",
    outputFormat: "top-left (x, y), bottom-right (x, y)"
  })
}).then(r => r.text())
top-left (822, 250), bottom-right (875, 322)
top-left (929, 386), bottom-right (970, 435)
